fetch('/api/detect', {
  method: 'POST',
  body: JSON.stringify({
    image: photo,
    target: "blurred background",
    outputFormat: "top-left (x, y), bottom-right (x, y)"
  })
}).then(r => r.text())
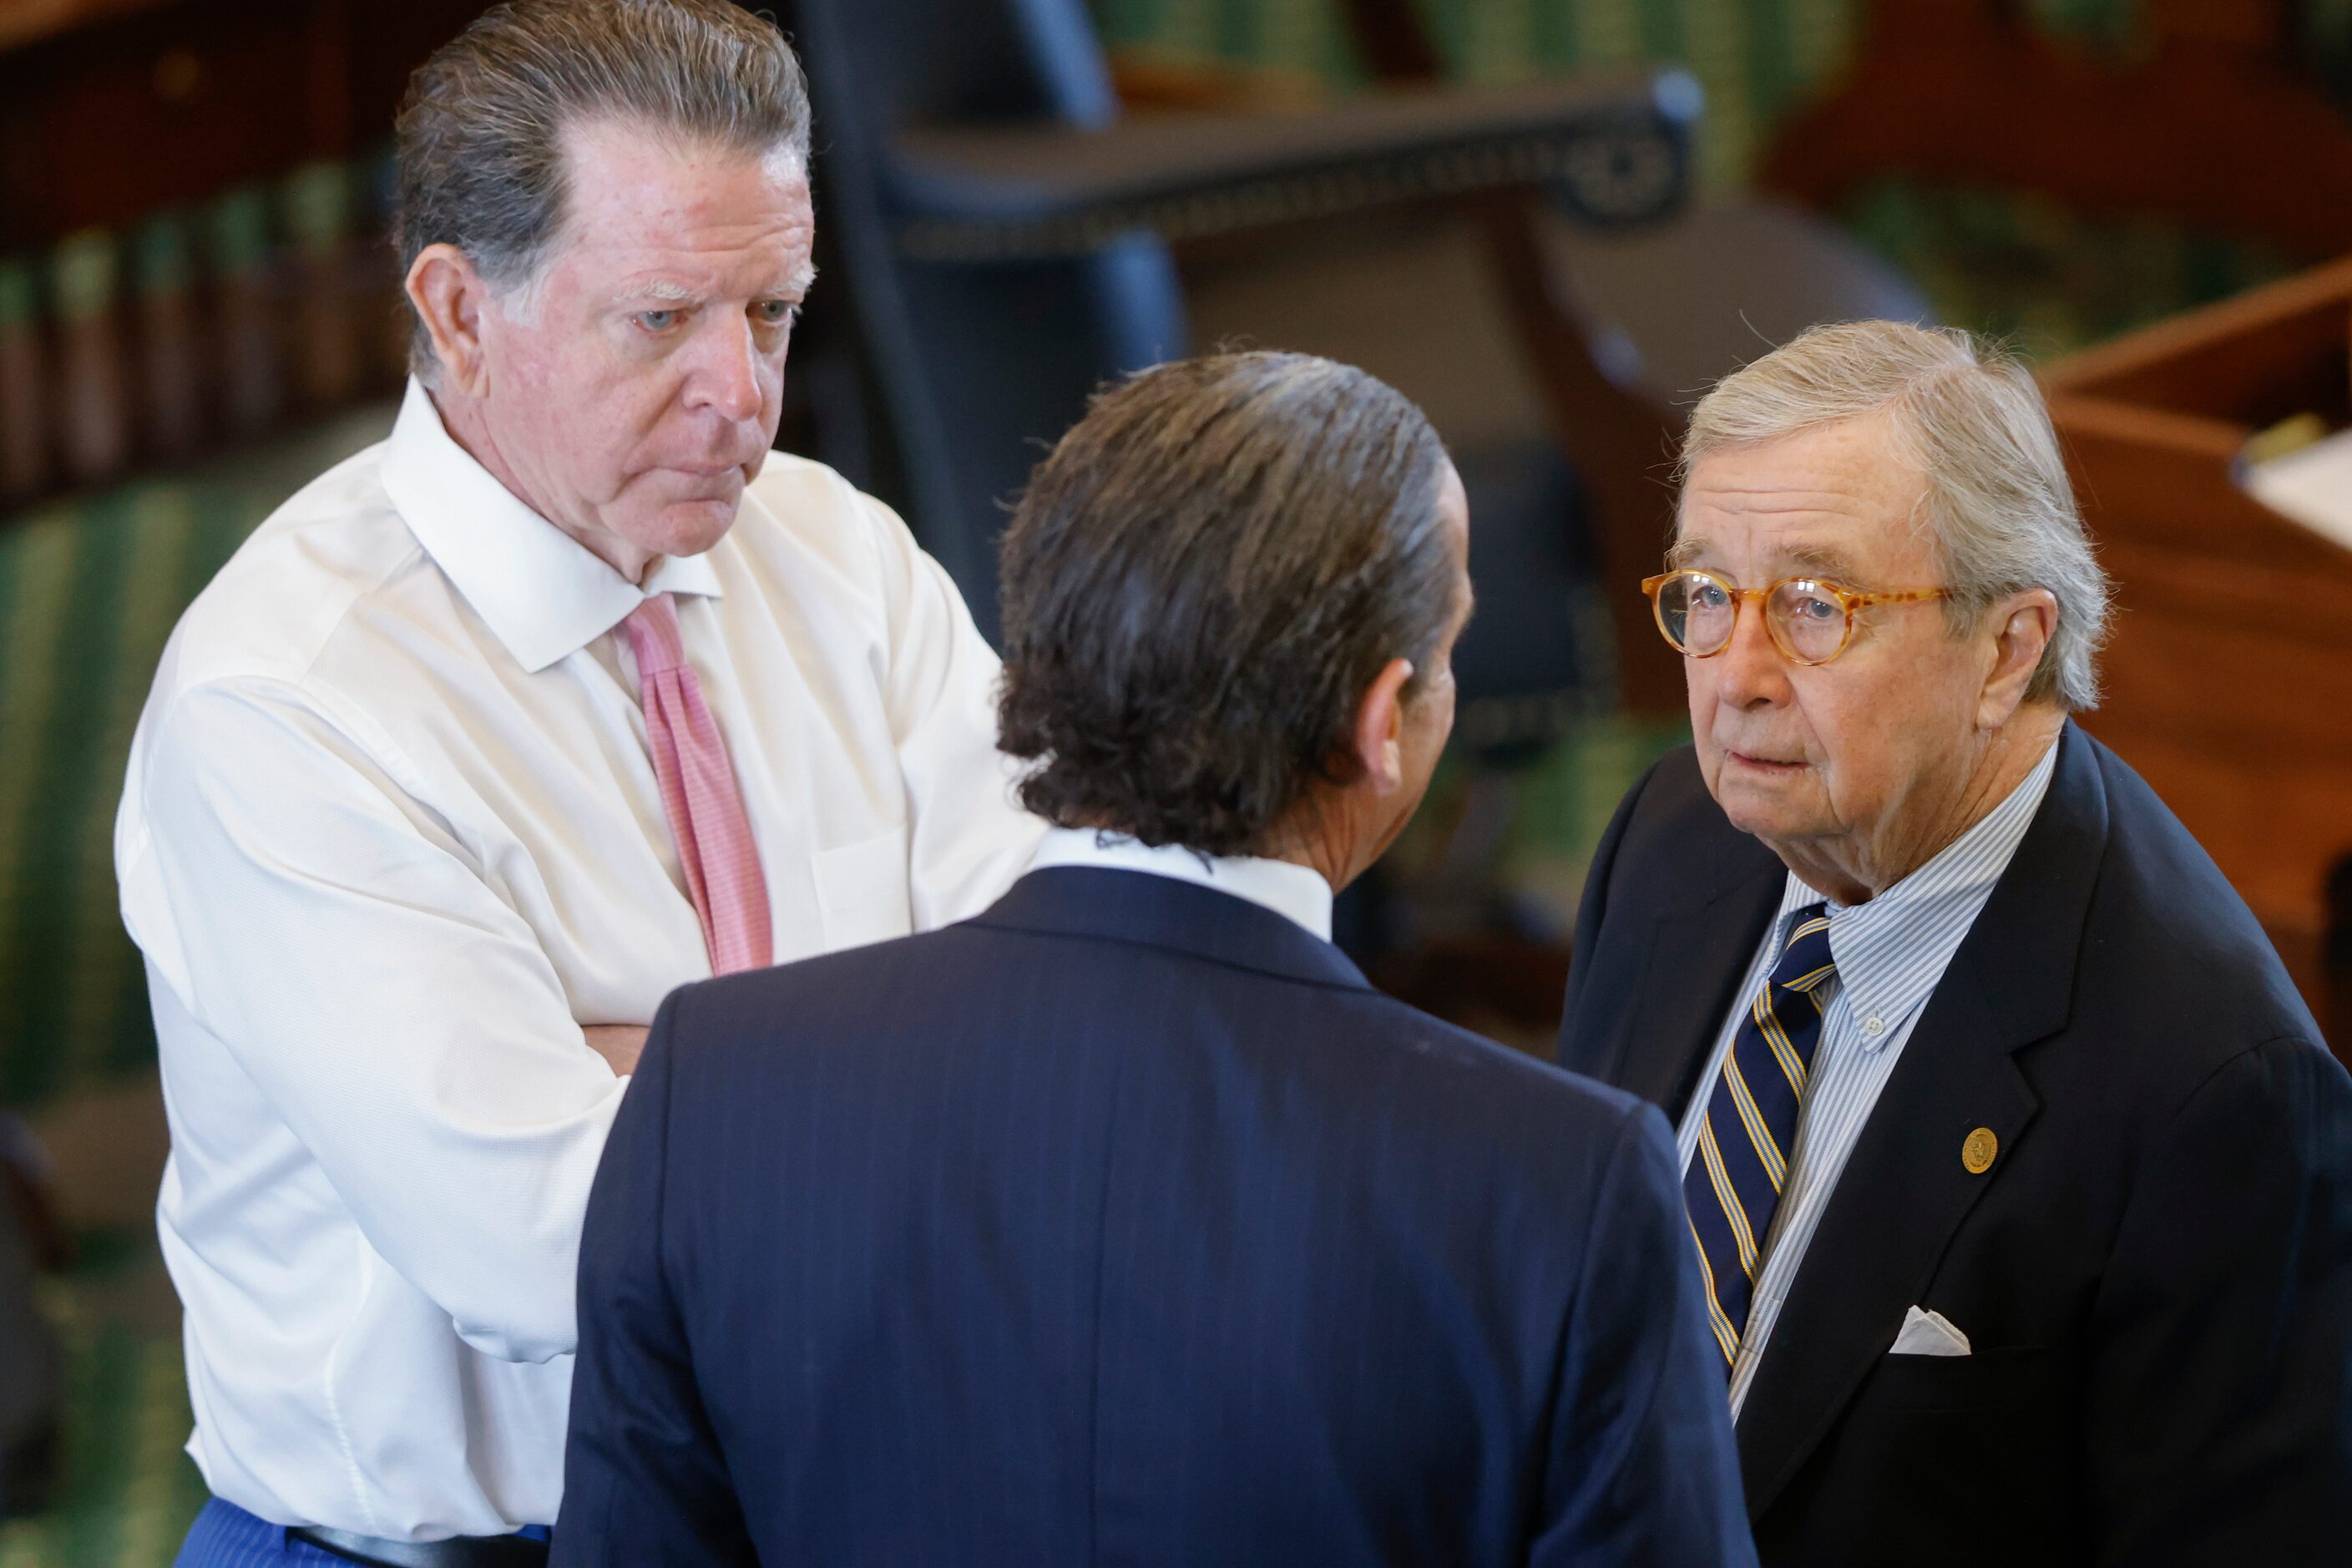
top-left (1, 0), bottom-right (2349, 1558)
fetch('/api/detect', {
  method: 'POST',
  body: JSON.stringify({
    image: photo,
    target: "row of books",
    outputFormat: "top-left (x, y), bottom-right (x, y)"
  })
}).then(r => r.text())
top-left (0, 154), bottom-right (409, 509)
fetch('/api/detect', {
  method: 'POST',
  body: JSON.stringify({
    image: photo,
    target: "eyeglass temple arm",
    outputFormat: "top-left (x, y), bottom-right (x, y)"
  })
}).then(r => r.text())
top-left (1845, 587), bottom-right (1950, 608)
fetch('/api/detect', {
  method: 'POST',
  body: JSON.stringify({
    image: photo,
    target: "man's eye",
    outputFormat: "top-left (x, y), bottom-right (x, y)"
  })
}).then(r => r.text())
top-left (638, 310), bottom-right (680, 331)
top-left (754, 301), bottom-right (799, 326)
top-left (1691, 581), bottom-right (1731, 609)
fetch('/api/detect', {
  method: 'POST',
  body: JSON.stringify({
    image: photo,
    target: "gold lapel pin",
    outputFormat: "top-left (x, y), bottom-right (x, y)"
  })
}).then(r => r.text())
top-left (1962, 1127), bottom-right (1999, 1175)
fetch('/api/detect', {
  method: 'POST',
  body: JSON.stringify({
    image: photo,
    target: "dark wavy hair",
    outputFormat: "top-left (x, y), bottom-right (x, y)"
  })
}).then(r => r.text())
top-left (997, 351), bottom-right (1456, 857)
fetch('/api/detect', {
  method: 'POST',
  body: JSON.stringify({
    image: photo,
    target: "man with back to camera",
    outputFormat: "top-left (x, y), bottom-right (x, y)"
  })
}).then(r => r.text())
top-left (555, 351), bottom-right (1758, 1566)
top-left (113, 4), bottom-right (1039, 1562)
top-left (1559, 319), bottom-right (2352, 1563)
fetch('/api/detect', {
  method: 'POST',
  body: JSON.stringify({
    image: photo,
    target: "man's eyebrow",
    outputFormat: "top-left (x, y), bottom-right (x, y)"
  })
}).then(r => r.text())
top-left (1665, 536), bottom-right (1710, 569)
top-left (744, 263), bottom-right (822, 300)
top-left (1778, 544), bottom-right (1862, 580)
top-left (630, 278), bottom-right (699, 303)
top-left (1662, 536), bottom-right (1865, 581)
top-left (616, 261), bottom-right (820, 302)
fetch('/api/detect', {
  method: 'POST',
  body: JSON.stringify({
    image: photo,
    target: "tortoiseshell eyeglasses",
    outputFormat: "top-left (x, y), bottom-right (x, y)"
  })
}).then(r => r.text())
top-left (1641, 569), bottom-right (1950, 666)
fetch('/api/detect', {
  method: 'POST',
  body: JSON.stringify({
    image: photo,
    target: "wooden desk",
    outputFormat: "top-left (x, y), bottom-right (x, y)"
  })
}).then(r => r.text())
top-left (2043, 260), bottom-right (2352, 1036)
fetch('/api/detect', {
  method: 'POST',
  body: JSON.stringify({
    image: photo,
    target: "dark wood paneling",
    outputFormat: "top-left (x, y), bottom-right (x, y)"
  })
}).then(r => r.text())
top-left (1763, 0), bottom-right (2352, 264)
top-left (0, 0), bottom-right (489, 250)
top-left (2044, 260), bottom-right (2352, 1040)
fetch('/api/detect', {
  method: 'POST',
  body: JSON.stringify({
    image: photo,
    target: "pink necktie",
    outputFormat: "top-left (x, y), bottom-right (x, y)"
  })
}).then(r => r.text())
top-left (623, 593), bottom-right (772, 974)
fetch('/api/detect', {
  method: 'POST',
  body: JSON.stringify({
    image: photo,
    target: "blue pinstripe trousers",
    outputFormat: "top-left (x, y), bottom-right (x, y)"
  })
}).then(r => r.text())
top-left (174, 1500), bottom-right (350, 1567)
top-left (175, 1500), bottom-right (553, 1566)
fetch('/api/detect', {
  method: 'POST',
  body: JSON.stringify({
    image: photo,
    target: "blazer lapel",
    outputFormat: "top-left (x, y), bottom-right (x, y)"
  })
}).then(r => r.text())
top-left (1611, 841), bottom-right (1787, 1124)
top-left (1733, 722), bottom-right (2110, 1517)
top-left (1732, 969), bottom-right (2041, 1514)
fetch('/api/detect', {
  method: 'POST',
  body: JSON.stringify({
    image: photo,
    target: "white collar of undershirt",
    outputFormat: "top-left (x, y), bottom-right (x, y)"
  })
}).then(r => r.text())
top-left (1029, 825), bottom-right (1336, 943)
top-left (380, 377), bottom-right (723, 675)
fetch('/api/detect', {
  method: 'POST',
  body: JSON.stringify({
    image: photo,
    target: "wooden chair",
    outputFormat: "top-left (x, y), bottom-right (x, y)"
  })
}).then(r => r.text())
top-left (1337, 0), bottom-right (1932, 716)
top-left (1338, 0), bottom-right (1691, 712)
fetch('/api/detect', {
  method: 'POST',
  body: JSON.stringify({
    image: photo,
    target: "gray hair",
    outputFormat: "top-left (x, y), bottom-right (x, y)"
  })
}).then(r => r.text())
top-left (998, 352), bottom-right (1458, 857)
top-left (1681, 321), bottom-right (2111, 711)
top-left (393, 0), bottom-right (812, 379)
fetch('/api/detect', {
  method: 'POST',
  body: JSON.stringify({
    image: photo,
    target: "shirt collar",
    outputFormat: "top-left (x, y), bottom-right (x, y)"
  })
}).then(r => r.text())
top-left (1777, 736), bottom-right (2061, 1052)
top-left (378, 377), bottom-right (724, 675)
top-left (1029, 825), bottom-right (1336, 943)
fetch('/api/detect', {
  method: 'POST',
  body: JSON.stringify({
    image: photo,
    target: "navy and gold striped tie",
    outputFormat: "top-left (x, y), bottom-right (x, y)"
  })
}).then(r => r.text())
top-left (1684, 903), bottom-right (1837, 1371)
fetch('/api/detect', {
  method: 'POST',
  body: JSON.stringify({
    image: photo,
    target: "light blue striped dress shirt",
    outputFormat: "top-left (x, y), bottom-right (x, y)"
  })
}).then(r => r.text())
top-left (1677, 738), bottom-right (2059, 1415)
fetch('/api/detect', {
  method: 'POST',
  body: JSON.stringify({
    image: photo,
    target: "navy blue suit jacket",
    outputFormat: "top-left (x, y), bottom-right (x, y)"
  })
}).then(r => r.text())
top-left (1558, 723), bottom-right (2352, 1565)
top-left (557, 866), bottom-right (1753, 1566)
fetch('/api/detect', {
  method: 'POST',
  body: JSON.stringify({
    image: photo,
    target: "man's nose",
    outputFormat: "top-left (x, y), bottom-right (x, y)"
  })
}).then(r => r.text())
top-left (1713, 597), bottom-right (1792, 710)
top-left (686, 315), bottom-right (765, 422)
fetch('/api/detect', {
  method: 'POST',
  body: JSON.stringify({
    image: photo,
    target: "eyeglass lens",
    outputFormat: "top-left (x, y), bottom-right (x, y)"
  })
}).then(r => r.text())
top-left (1658, 573), bottom-right (1849, 663)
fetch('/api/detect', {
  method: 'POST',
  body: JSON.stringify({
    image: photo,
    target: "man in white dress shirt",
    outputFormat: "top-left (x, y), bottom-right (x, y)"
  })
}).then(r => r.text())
top-left (113, 3), bottom-right (1039, 1561)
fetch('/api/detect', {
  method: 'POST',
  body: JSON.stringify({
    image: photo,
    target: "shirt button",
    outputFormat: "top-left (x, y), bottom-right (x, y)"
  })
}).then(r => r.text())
top-left (1864, 1016), bottom-right (1886, 1036)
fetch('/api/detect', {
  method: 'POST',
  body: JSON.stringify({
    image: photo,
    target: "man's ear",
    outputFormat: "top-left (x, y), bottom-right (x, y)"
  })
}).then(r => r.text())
top-left (405, 243), bottom-right (493, 397)
top-left (1978, 588), bottom-right (2058, 729)
top-left (1349, 658), bottom-right (1416, 794)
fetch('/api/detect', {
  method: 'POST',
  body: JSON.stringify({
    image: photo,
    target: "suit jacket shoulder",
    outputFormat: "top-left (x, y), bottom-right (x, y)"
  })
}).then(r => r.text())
top-left (563, 869), bottom-right (1755, 1568)
top-left (1557, 744), bottom-right (1778, 1103)
top-left (2073, 735), bottom-right (2323, 1065)
top-left (665, 893), bottom-right (1658, 1195)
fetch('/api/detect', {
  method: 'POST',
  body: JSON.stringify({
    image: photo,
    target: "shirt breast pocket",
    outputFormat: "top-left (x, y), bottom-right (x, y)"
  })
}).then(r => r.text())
top-left (812, 825), bottom-right (913, 952)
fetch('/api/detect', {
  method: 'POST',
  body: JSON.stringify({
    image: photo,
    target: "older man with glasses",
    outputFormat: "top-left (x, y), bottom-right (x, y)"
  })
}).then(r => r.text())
top-left (1558, 320), bottom-right (2352, 1565)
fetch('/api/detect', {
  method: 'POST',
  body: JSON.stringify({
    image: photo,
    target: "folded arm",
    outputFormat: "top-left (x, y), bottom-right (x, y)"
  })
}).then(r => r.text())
top-left (133, 678), bottom-right (632, 1363)
top-left (581, 1026), bottom-right (649, 1077)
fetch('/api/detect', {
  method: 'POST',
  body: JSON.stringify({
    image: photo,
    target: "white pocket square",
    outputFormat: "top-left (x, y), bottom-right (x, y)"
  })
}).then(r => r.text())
top-left (1889, 1305), bottom-right (1972, 1357)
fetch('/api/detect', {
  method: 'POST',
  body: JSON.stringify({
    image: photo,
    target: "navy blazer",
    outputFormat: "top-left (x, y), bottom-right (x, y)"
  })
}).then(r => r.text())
top-left (1558, 722), bottom-right (2352, 1565)
top-left (557, 865), bottom-right (1753, 1566)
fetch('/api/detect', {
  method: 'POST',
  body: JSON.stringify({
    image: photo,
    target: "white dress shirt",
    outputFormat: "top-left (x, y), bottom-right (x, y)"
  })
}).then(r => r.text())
top-left (1029, 826), bottom-right (1336, 941)
top-left (1677, 738), bottom-right (2058, 1415)
top-left (113, 379), bottom-right (1043, 1537)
